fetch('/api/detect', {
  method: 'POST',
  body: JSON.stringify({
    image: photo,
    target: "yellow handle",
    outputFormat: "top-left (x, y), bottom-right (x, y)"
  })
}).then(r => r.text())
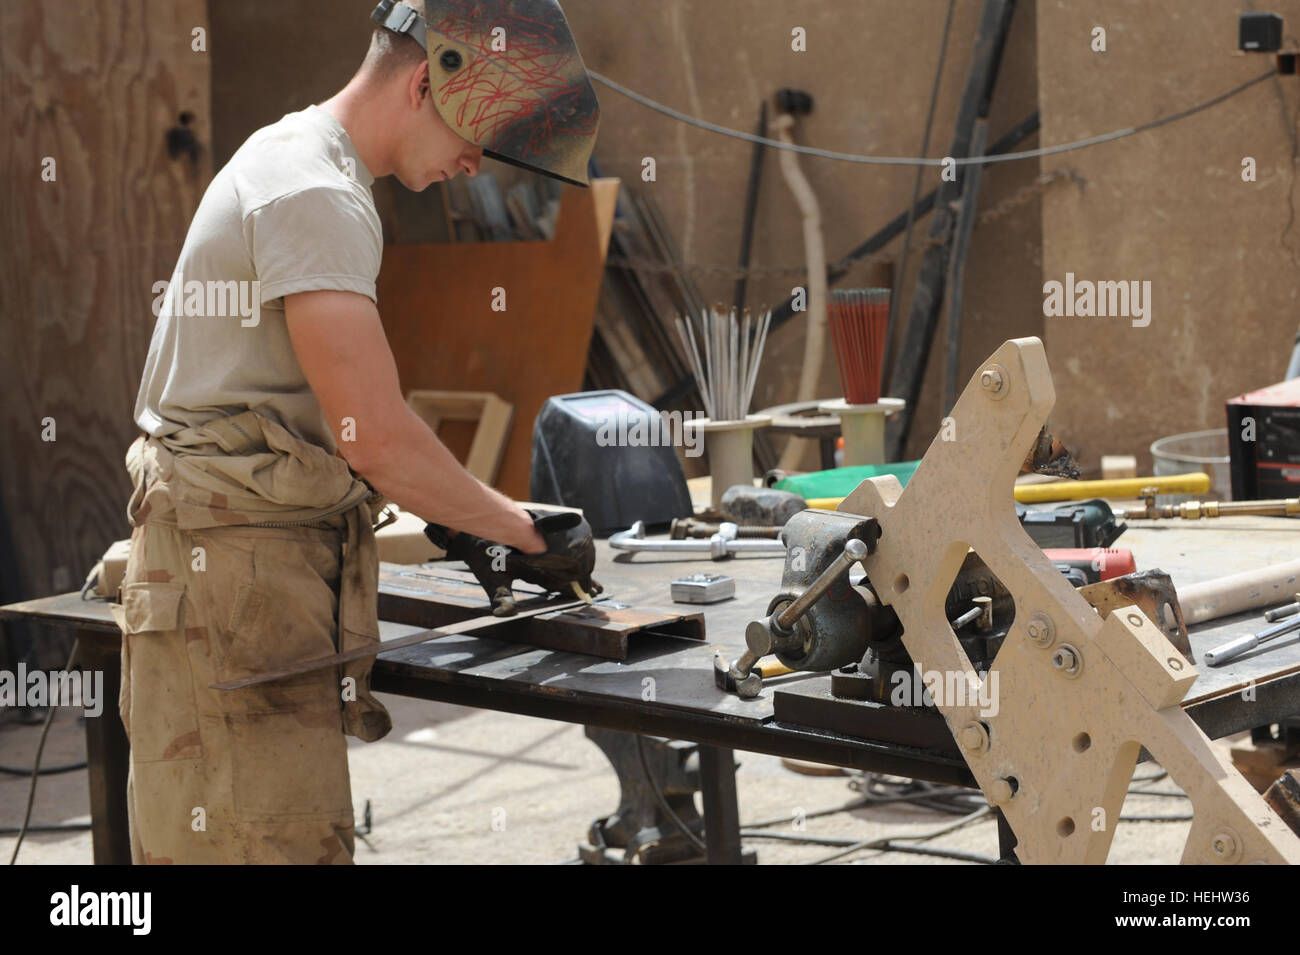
top-left (807, 472), bottom-right (1211, 510)
top-left (1013, 472), bottom-right (1210, 504)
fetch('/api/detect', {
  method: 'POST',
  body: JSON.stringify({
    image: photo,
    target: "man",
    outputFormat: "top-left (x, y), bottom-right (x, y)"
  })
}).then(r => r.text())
top-left (113, 0), bottom-right (601, 864)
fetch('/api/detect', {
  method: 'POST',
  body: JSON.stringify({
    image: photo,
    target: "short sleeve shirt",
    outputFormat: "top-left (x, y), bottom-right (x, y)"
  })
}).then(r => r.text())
top-left (134, 105), bottom-right (382, 453)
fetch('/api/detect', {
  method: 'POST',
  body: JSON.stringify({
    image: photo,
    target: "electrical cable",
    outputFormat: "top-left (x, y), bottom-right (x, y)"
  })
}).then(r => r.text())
top-left (739, 766), bottom-right (1195, 864)
top-left (805, 805), bottom-right (993, 865)
top-left (634, 734), bottom-right (707, 856)
top-left (7, 639), bottom-right (78, 865)
top-left (588, 69), bottom-right (1275, 168)
top-left (0, 824), bottom-right (92, 835)
top-left (0, 761), bottom-right (86, 776)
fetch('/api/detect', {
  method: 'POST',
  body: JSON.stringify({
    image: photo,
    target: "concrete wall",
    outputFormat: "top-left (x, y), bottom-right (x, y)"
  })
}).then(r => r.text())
top-left (1037, 0), bottom-right (1300, 474)
top-left (561, 0), bottom-right (1045, 462)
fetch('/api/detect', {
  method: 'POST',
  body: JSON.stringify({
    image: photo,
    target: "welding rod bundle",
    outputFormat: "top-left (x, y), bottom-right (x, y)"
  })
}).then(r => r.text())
top-left (676, 305), bottom-right (772, 422)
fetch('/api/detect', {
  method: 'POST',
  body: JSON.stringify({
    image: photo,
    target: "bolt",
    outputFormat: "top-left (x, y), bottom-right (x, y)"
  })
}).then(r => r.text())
top-left (980, 368), bottom-right (1004, 393)
top-left (1211, 830), bottom-right (1239, 860)
top-left (1167, 656), bottom-right (1184, 671)
top-left (959, 722), bottom-right (990, 755)
top-left (1026, 612), bottom-right (1055, 648)
top-left (1051, 645), bottom-right (1082, 676)
top-left (1126, 612), bottom-right (1143, 627)
top-left (987, 778), bottom-right (1015, 805)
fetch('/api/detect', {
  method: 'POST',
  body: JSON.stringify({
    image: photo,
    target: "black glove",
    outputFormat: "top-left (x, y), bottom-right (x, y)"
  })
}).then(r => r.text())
top-left (424, 509), bottom-right (602, 616)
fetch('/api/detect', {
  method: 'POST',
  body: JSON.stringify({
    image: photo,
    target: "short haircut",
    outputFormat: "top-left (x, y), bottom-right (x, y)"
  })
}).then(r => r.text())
top-left (360, 1), bottom-right (428, 81)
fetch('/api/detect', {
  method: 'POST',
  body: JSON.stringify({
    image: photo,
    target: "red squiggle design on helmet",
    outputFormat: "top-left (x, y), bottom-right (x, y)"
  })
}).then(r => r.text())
top-left (432, 1), bottom-right (598, 159)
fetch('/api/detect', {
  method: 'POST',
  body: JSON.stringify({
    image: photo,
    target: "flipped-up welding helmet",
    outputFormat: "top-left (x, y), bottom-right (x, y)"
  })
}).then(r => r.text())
top-left (371, 0), bottom-right (600, 186)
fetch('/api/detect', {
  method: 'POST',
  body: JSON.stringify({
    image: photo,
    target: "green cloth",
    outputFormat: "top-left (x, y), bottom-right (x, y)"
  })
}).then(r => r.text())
top-left (775, 460), bottom-right (920, 499)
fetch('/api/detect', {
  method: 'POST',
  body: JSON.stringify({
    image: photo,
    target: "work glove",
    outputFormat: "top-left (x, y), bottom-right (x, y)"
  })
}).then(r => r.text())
top-left (424, 509), bottom-right (603, 617)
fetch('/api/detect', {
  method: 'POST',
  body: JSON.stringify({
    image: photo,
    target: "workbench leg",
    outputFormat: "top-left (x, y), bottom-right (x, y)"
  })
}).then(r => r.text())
top-left (697, 745), bottom-right (744, 864)
top-left (78, 630), bottom-right (131, 865)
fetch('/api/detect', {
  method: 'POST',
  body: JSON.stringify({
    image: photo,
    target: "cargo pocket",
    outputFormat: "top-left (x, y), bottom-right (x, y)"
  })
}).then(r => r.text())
top-left (199, 530), bottom-right (344, 717)
top-left (229, 709), bottom-right (355, 821)
top-left (116, 581), bottom-right (204, 763)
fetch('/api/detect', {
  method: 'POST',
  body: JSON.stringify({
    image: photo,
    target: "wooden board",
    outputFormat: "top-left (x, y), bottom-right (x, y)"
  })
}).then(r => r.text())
top-left (377, 179), bottom-right (620, 499)
top-left (406, 390), bottom-right (513, 485)
top-left (0, 1), bottom-right (210, 633)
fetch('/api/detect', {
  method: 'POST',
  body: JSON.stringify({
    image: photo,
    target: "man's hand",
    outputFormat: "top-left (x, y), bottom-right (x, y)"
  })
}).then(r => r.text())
top-left (427, 509), bottom-right (602, 616)
top-left (284, 289), bottom-right (544, 553)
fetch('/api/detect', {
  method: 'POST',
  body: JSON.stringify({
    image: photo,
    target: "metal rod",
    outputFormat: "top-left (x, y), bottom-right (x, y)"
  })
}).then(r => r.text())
top-left (774, 538), bottom-right (870, 631)
top-left (1205, 615), bottom-right (1300, 667)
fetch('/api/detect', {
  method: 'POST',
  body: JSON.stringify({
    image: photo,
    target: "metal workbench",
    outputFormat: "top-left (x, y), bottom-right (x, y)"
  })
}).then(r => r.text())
top-left (4, 515), bottom-right (1300, 864)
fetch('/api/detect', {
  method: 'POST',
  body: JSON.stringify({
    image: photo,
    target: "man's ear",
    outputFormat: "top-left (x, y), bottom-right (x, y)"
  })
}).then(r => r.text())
top-left (406, 59), bottom-right (430, 109)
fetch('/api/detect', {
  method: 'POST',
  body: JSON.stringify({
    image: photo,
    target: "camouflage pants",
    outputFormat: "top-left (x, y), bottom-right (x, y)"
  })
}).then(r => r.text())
top-left (113, 517), bottom-right (356, 864)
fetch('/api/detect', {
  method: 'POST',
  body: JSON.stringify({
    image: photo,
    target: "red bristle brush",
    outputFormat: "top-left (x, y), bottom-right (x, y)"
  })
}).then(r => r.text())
top-left (829, 288), bottom-right (889, 404)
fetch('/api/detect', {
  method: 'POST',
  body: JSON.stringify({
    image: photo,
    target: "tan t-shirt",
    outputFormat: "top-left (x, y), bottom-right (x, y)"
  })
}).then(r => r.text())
top-left (134, 105), bottom-right (382, 453)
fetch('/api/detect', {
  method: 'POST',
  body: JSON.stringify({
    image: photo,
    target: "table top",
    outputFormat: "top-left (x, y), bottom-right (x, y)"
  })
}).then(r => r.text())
top-left (6, 516), bottom-right (1300, 747)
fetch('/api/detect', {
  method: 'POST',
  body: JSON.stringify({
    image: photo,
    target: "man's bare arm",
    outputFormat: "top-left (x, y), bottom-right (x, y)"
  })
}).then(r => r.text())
top-left (284, 289), bottom-right (545, 554)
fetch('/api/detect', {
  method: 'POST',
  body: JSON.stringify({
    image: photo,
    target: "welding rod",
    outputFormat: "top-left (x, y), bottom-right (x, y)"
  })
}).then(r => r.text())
top-left (1265, 595), bottom-right (1300, 622)
top-left (1204, 615), bottom-right (1300, 667)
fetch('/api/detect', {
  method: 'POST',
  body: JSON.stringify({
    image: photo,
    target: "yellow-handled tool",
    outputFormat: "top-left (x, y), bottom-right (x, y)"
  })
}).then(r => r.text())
top-left (807, 471), bottom-right (1211, 510)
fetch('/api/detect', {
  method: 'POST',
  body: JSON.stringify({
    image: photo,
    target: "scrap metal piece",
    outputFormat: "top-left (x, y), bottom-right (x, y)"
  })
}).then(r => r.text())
top-left (1021, 426), bottom-right (1079, 479)
top-left (1078, 570), bottom-right (1193, 663)
top-left (1264, 771), bottom-right (1300, 838)
top-left (838, 337), bottom-right (1300, 864)
top-left (377, 565), bottom-right (704, 659)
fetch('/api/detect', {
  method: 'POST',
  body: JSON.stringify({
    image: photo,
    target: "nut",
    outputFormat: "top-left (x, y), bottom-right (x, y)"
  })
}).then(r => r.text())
top-left (1026, 611), bottom-right (1055, 648)
top-left (1051, 644), bottom-right (1082, 677)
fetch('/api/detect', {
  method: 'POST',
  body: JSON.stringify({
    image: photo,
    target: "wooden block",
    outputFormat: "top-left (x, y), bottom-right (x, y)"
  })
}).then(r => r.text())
top-left (1101, 454), bottom-right (1138, 480)
top-left (376, 509), bottom-right (444, 564)
top-left (407, 390), bottom-right (513, 485)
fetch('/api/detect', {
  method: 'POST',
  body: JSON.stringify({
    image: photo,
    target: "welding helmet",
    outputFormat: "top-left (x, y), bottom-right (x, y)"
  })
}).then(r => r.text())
top-left (371, 0), bottom-right (600, 187)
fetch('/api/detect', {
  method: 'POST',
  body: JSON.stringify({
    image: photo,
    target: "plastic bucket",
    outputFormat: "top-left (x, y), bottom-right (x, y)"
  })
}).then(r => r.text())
top-left (1149, 428), bottom-right (1231, 504)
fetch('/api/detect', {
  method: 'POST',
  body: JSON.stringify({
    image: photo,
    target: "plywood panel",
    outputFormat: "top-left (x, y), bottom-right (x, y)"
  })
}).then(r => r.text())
top-left (0, 0), bottom-right (210, 605)
top-left (377, 179), bottom-right (619, 499)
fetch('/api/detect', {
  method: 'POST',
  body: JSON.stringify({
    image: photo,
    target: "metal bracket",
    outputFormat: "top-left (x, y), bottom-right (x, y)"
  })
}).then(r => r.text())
top-left (840, 337), bottom-right (1300, 864)
top-left (370, 0), bottom-right (427, 49)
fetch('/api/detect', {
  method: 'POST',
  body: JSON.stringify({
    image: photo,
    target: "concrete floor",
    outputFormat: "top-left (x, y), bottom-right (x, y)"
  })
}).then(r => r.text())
top-left (1, 692), bottom-right (1212, 865)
